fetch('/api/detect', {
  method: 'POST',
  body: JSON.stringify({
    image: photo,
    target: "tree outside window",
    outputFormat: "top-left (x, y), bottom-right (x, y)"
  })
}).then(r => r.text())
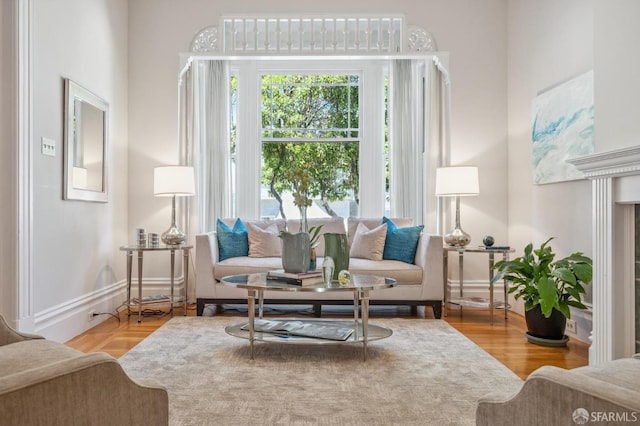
top-left (260, 74), bottom-right (360, 220)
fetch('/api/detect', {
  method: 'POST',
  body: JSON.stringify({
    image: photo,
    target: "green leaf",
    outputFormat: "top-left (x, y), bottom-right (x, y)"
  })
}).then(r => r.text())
top-left (567, 300), bottom-right (588, 311)
top-left (556, 303), bottom-right (571, 319)
top-left (537, 276), bottom-right (558, 317)
top-left (572, 262), bottom-right (593, 284)
top-left (552, 268), bottom-right (577, 286)
top-left (308, 225), bottom-right (323, 248)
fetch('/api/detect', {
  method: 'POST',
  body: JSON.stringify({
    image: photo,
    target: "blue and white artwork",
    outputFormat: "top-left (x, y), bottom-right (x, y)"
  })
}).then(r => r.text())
top-left (531, 70), bottom-right (594, 184)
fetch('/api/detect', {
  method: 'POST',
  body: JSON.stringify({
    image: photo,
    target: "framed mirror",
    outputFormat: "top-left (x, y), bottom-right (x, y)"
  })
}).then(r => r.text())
top-left (63, 78), bottom-right (109, 202)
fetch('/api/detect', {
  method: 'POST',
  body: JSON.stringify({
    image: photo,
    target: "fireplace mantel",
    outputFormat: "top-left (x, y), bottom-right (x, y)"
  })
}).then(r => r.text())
top-left (570, 145), bottom-right (640, 178)
top-left (569, 146), bottom-right (640, 365)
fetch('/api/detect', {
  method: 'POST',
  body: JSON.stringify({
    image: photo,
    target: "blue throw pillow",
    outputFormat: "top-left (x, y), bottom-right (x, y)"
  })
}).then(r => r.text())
top-left (382, 217), bottom-right (424, 264)
top-left (216, 218), bottom-right (249, 261)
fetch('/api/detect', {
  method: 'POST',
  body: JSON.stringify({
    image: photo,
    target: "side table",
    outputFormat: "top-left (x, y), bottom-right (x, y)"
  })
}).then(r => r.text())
top-left (120, 245), bottom-right (192, 323)
top-left (443, 246), bottom-right (515, 324)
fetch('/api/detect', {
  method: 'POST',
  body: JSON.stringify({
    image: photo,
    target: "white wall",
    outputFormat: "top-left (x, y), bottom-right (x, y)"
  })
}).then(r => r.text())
top-left (30, 0), bottom-right (129, 341)
top-left (128, 0), bottom-right (509, 288)
top-left (594, 1), bottom-right (640, 153)
top-left (507, 0), bottom-right (594, 340)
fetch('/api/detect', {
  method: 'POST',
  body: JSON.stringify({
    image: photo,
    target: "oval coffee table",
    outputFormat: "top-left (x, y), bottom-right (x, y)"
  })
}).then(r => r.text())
top-left (220, 273), bottom-right (396, 360)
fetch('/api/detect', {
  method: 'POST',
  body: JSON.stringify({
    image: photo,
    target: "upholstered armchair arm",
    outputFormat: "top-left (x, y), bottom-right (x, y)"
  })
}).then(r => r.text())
top-left (0, 352), bottom-right (169, 425)
top-left (476, 364), bottom-right (640, 426)
top-left (0, 315), bottom-right (43, 346)
top-left (414, 233), bottom-right (444, 301)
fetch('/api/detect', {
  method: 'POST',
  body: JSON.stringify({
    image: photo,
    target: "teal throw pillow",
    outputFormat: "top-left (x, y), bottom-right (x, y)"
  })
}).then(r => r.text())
top-left (382, 216), bottom-right (423, 264)
top-left (216, 218), bottom-right (249, 261)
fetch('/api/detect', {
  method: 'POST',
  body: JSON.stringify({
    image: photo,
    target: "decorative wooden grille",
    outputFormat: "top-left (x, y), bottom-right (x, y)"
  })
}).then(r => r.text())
top-left (191, 15), bottom-right (436, 54)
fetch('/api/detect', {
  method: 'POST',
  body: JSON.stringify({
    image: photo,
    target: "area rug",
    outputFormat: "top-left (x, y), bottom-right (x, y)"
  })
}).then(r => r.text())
top-left (119, 317), bottom-right (522, 426)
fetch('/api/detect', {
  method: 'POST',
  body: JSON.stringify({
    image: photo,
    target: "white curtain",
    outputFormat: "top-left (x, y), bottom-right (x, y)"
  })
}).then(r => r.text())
top-left (388, 57), bottom-right (450, 231)
top-left (426, 56), bottom-right (451, 235)
top-left (181, 60), bottom-right (232, 233)
top-left (389, 60), bottom-right (425, 225)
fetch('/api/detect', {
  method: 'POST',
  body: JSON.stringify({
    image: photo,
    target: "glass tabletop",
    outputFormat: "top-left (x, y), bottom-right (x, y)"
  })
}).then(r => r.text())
top-left (444, 245), bottom-right (515, 254)
top-left (221, 273), bottom-right (396, 293)
top-left (120, 245), bottom-right (193, 251)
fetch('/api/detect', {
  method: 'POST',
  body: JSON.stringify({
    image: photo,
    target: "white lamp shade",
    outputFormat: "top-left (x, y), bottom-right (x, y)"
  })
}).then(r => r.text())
top-left (435, 166), bottom-right (479, 196)
top-left (154, 166), bottom-right (195, 197)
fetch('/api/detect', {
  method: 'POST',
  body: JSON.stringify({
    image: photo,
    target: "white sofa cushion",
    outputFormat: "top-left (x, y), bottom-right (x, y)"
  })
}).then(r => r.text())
top-left (349, 222), bottom-right (387, 261)
top-left (214, 257), bottom-right (283, 280)
top-left (247, 222), bottom-right (282, 257)
top-left (347, 217), bottom-right (413, 246)
top-left (214, 255), bottom-right (422, 286)
top-left (348, 258), bottom-right (422, 285)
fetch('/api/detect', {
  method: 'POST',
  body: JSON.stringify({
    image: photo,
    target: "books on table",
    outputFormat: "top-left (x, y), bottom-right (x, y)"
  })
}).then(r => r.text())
top-left (266, 269), bottom-right (324, 286)
top-left (241, 319), bottom-right (354, 341)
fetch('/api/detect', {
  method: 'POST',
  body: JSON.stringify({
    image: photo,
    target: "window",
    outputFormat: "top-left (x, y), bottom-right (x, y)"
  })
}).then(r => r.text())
top-left (229, 60), bottom-right (387, 220)
top-left (187, 16), bottom-right (440, 230)
top-left (259, 74), bottom-right (360, 220)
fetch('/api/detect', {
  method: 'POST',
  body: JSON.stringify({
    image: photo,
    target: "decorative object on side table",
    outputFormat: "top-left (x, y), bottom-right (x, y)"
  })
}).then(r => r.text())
top-left (435, 166), bottom-right (480, 247)
top-left (323, 233), bottom-right (349, 280)
top-left (136, 228), bottom-right (147, 247)
top-left (148, 232), bottom-right (160, 248)
top-left (482, 235), bottom-right (495, 247)
top-left (154, 165), bottom-right (195, 246)
top-left (491, 237), bottom-right (592, 346)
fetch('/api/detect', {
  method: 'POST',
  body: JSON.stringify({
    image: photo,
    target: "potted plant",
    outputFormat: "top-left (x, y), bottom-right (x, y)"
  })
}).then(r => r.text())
top-left (281, 168), bottom-right (324, 272)
top-left (307, 225), bottom-right (323, 271)
top-left (491, 238), bottom-right (592, 344)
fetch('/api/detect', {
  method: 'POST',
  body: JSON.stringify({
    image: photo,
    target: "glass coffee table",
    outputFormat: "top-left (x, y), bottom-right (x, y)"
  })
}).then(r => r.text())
top-left (220, 273), bottom-right (396, 360)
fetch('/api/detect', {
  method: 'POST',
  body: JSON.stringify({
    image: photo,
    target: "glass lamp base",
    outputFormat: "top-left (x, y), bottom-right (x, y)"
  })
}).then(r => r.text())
top-left (161, 225), bottom-right (186, 246)
top-left (444, 227), bottom-right (471, 247)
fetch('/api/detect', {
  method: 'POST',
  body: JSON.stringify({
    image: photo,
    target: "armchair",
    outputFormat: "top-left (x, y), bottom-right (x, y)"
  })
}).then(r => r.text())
top-left (0, 315), bottom-right (169, 425)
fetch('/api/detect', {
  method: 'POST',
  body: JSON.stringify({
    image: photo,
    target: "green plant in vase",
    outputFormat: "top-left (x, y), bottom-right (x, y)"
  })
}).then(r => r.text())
top-left (289, 168), bottom-right (313, 233)
top-left (491, 237), bottom-right (592, 342)
top-left (308, 225), bottom-right (323, 271)
top-left (282, 167), bottom-right (324, 271)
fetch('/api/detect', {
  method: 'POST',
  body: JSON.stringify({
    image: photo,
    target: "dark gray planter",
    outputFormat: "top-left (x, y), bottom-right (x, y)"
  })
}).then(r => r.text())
top-left (281, 232), bottom-right (311, 273)
top-left (525, 305), bottom-right (567, 340)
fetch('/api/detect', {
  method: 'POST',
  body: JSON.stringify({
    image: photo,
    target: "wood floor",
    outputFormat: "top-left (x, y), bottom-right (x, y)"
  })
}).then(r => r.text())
top-left (65, 304), bottom-right (589, 380)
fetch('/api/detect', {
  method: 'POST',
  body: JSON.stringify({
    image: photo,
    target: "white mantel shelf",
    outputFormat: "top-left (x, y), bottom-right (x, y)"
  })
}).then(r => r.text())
top-left (568, 145), bottom-right (640, 365)
top-left (569, 145), bottom-right (640, 178)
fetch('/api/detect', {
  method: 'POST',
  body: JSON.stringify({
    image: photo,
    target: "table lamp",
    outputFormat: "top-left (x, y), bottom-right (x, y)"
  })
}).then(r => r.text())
top-left (154, 166), bottom-right (195, 246)
top-left (435, 166), bottom-right (479, 247)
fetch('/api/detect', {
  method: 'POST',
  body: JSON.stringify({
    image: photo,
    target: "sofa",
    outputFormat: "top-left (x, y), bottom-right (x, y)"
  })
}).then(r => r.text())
top-left (0, 315), bottom-right (169, 425)
top-left (195, 216), bottom-right (444, 317)
top-left (476, 354), bottom-right (640, 426)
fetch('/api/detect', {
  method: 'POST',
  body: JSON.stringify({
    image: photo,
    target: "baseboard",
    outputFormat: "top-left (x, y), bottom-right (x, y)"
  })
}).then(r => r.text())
top-left (34, 277), bottom-right (186, 343)
top-left (446, 279), bottom-right (507, 300)
top-left (566, 307), bottom-right (592, 343)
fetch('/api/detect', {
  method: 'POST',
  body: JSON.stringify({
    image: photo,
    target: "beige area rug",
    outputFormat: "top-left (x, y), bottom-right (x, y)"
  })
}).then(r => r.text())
top-left (119, 317), bottom-right (522, 426)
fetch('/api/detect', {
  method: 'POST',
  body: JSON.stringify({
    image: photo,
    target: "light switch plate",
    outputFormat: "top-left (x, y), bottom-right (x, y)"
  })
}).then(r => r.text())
top-left (41, 137), bottom-right (56, 156)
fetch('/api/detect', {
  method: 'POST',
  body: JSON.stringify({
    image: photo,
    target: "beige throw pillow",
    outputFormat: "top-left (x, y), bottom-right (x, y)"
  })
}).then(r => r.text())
top-left (247, 222), bottom-right (282, 257)
top-left (349, 222), bottom-right (387, 261)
